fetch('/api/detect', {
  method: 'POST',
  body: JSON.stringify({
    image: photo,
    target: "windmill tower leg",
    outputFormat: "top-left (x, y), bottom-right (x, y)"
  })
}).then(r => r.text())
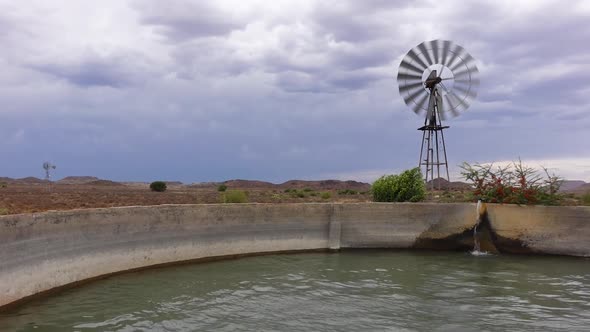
top-left (418, 89), bottom-right (450, 190)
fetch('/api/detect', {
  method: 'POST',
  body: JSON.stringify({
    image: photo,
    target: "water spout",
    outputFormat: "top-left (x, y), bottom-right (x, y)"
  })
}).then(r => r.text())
top-left (471, 199), bottom-right (489, 256)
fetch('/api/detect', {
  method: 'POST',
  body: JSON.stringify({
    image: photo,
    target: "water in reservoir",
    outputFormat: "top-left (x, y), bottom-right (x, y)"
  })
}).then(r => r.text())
top-left (2, 251), bottom-right (590, 331)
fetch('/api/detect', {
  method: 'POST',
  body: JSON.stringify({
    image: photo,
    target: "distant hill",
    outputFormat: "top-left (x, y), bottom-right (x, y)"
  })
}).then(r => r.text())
top-left (187, 179), bottom-right (371, 191)
top-left (86, 180), bottom-right (124, 186)
top-left (16, 177), bottom-right (47, 184)
top-left (563, 183), bottom-right (590, 194)
top-left (57, 176), bottom-right (100, 184)
top-left (279, 180), bottom-right (371, 190)
top-left (559, 180), bottom-right (587, 192)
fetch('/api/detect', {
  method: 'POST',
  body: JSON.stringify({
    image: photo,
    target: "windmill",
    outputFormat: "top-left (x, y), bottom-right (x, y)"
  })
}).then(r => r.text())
top-left (43, 162), bottom-right (56, 181)
top-left (397, 40), bottom-right (479, 188)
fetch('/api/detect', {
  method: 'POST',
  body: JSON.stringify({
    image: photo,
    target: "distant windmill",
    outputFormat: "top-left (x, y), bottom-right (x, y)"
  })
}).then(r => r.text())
top-left (43, 162), bottom-right (56, 181)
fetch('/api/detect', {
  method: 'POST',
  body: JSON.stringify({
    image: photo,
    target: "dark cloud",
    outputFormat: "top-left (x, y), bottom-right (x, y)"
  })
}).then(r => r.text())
top-left (29, 53), bottom-right (151, 88)
top-left (136, 0), bottom-right (246, 42)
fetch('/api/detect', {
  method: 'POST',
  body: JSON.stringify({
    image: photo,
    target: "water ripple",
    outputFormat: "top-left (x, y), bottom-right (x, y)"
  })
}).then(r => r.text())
top-left (2, 251), bottom-right (590, 332)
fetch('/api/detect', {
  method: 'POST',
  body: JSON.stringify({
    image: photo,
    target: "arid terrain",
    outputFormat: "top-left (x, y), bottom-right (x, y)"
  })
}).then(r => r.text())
top-left (0, 176), bottom-right (588, 215)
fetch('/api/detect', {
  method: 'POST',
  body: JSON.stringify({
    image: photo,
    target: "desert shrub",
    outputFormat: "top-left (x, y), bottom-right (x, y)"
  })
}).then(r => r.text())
top-left (582, 192), bottom-right (590, 206)
top-left (320, 192), bottom-right (331, 199)
top-left (460, 159), bottom-right (562, 205)
top-left (372, 168), bottom-right (426, 202)
top-left (338, 189), bottom-right (358, 195)
top-left (223, 190), bottom-right (248, 203)
top-left (303, 188), bottom-right (313, 192)
top-left (150, 181), bottom-right (167, 192)
top-left (0, 207), bottom-right (9, 215)
top-left (0, 182), bottom-right (7, 188)
top-left (284, 188), bottom-right (293, 193)
top-left (217, 184), bottom-right (227, 192)
top-left (309, 192), bottom-right (318, 197)
top-left (296, 192), bottom-right (306, 198)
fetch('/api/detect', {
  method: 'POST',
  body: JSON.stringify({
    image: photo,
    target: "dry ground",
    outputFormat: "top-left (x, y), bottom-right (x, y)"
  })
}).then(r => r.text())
top-left (0, 182), bottom-right (374, 215)
top-left (0, 180), bottom-right (586, 215)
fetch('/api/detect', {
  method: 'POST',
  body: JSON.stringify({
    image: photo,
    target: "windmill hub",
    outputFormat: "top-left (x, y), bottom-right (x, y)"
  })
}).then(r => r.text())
top-left (397, 40), bottom-right (480, 188)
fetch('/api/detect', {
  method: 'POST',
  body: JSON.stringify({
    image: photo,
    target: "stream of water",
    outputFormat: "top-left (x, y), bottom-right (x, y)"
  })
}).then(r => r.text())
top-left (2, 251), bottom-right (589, 331)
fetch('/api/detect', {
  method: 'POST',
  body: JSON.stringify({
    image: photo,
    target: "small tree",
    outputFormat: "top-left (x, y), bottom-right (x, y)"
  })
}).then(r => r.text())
top-left (372, 168), bottom-right (426, 202)
top-left (150, 181), bottom-right (167, 192)
top-left (217, 184), bottom-right (228, 192)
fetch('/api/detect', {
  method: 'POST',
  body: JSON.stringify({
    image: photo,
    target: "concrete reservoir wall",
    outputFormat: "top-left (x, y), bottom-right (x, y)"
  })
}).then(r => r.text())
top-left (1, 203), bottom-right (589, 309)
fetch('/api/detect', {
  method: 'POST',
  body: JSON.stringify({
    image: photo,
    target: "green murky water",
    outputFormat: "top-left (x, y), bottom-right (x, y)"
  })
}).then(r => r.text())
top-left (2, 251), bottom-right (590, 331)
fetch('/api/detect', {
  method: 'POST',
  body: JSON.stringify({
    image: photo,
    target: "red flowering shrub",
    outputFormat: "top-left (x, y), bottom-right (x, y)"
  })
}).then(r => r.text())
top-left (460, 159), bottom-right (562, 205)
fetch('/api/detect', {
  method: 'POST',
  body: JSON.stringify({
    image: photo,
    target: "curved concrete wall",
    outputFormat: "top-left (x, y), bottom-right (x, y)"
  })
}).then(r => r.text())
top-left (1, 203), bottom-right (589, 309)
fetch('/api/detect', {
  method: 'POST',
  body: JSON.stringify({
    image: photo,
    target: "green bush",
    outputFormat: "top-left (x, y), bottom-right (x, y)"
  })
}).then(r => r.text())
top-left (296, 192), bottom-right (306, 198)
top-left (223, 190), bottom-right (248, 203)
top-left (284, 188), bottom-right (293, 193)
top-left (150, 181), bottom-right (167, 192)
top-left (0, 207), bottom-right (9, 215)
top-left (303, 188), bottom-right (313, 192)
top-left (582, 192), bottom-right (590, 206)
top-left (338, 189), bottom-right (358, 195)
top-left (0, 182), bottom-right (7, 188)
top-left (320, 192), bottom-right (331, 199)
top-left (372, 168), bottom-right (425, 202)
top-left (217, 184), bottom-right (227, 192)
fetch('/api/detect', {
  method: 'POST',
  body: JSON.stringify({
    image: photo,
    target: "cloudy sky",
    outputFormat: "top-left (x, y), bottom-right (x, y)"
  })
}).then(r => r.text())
top-left (1, 0), bottom-right (589, 183)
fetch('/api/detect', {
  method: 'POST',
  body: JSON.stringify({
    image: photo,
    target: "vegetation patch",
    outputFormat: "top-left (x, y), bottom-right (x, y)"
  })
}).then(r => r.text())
top-left (320, 192), bottom-right (331, 200)
top-left (223, 190), bottom-right (248, 203)
top-left (149, 181), bottom-right (167, 192)
top-left (338, 189), bottom-right (358, 195)
top-left (460, 159), bottom-right (562, 205)
top-left (217, 184), bottom-right (227, 192)
top-left (372, 168), bottom-right (426, 202)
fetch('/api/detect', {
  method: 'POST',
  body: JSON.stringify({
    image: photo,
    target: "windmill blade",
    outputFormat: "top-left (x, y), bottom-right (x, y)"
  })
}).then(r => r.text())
top-left (453, 84), bottom-right (477, 100)
top-left (413, 93), bottom-right (430, 113)
top-left (397, 72), bottom-right (422, 82)
top-left (405, 47), bottom-right (429, 71)
top-left (452, 66), bottom-right (479, 80)
top-left (430, 40), bottom-right (441, 64)
top-left (403, 87), bottom-right (427, 106)
top-left (441, 40), bottom-right (451, 67)
top-left (450, 52), bottom-right (476, 73)
top-left (417, 41), bottom-right (434, 66)
top-left (437, 90), bottom-right (447, 121)
top-left (443, 94), bottom-right (460, 118)
top-left (448, 91), bottom-right (469, 111)
top-left (444, 43), bottom-right (465, 69)
top-left (399, 81), bottom-right (423, 93)
top-left (399, 59), bottom-right (425, 75)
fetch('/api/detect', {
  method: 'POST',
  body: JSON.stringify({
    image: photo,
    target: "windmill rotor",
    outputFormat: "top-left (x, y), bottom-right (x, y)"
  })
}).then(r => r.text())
top-left (43, 161), bottom-right (56, 181)
top-left (397, 39), bottom-right (479, 118)
top-left (396, 40), bottom-right (480, 188)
